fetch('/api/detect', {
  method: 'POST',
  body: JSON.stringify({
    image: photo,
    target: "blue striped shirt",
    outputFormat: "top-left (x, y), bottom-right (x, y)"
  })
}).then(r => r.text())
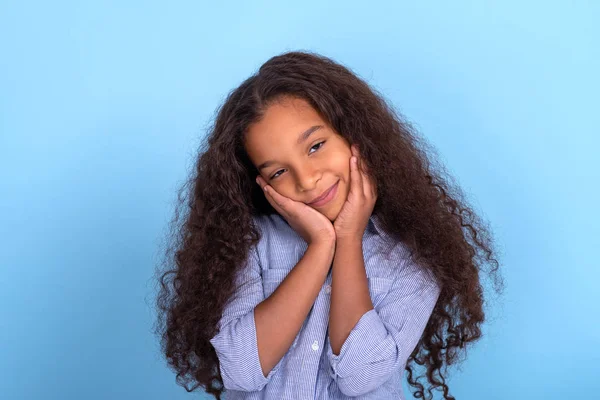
top-left (209, 213), bottom-right (441, 399)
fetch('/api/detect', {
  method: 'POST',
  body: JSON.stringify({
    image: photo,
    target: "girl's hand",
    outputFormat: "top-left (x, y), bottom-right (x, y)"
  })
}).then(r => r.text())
top-left (333, 145), bottom-right (378, 241)
top-left (256, 175), bottom-right (337, 245)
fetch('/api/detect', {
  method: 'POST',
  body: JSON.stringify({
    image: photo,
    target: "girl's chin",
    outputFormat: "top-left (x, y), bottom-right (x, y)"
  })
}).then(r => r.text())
top-left (323, 203), bottom-right (344, 222)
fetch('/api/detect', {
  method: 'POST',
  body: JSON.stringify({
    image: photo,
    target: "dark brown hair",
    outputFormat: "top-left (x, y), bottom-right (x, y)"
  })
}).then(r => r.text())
top-left (154, 50), bottom-right (504, 400)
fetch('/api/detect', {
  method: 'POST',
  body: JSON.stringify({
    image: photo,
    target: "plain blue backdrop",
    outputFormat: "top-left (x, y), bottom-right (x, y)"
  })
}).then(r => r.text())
top-left (1, 1), bottom-right (598, 399)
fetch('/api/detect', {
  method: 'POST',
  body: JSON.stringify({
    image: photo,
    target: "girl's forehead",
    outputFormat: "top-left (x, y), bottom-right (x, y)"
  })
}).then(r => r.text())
top-left (246, 103), bottom-right (328, 149)
top-left (254, 99), bottom-right (323, 134)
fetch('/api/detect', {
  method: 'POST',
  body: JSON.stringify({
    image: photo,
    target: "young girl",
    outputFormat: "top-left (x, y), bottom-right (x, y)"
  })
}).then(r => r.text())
top-left (155, 51), bottom-right (503, 400)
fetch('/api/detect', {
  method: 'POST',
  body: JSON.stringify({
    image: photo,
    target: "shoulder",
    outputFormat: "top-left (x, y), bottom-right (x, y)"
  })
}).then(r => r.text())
top-left (250, 213), bottom-right (294, 254)
top-left (384, 240), bottom-right (441, 292)
top-left (251, 213), bottom-right (282, 236)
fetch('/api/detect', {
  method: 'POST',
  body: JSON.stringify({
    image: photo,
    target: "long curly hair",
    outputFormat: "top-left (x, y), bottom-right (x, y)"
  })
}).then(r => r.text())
top-left (153, 50), bottom-right (504, 400)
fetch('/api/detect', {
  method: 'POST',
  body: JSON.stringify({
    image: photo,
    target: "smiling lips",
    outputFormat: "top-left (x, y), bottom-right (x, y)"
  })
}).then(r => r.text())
top-left (309, 181), bottom-right (339, 207)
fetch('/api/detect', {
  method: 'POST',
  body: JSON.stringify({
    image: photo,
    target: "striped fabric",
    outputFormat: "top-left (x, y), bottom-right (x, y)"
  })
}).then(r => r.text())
top-left (209, 213), bottom-right (441, 399)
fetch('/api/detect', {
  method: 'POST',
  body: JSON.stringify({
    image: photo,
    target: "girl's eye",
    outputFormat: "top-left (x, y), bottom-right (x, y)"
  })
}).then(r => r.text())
top-left (269, 141), bottom-right (326, 180)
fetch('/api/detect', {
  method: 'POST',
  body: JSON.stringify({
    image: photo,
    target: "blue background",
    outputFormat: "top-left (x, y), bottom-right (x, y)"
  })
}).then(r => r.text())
top-left (1, 1), bottom-right (598, 399)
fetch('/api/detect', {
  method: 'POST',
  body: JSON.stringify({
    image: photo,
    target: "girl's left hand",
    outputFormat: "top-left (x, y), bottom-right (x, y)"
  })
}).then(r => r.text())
top-left (333, 144), bottom-right (378, 241)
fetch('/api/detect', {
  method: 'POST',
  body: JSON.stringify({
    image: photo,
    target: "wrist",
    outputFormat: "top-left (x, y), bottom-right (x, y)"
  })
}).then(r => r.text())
top-left (309, 236), bottom-right (336, 249)
top-left (335, 235), bottom-right (363, 247)
top-left (308, 239), bottom-right (336, 265)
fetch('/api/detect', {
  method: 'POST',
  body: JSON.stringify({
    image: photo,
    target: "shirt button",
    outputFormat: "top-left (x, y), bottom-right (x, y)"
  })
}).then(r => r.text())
top-left (325, 284), bottom-right (331, 294)
top-left (312, 340), bottom-right (319, 351)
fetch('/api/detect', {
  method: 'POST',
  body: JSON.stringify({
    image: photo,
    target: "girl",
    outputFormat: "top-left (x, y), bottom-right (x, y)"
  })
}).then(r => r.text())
top-left (155, 51), bottom-right (503, 400)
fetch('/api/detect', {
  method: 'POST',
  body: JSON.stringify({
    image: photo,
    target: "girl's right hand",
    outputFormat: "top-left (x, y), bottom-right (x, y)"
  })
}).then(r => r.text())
top-left (256, 175), bottom-right (336, 245)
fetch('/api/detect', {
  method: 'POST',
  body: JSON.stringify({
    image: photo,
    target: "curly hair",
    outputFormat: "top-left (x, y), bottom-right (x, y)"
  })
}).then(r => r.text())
top-left (153, 50), bottom-right (504, 400)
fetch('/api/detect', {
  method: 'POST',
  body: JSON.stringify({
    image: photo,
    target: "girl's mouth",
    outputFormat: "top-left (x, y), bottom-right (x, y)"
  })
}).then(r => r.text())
top-left (309, 180), bottom-right (339, 207)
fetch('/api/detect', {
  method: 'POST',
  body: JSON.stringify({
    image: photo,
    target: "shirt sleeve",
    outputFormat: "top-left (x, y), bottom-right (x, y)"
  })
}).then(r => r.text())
top-left (208, 243), bottom-right (280, 392)
top-left (325, 243), bottom-right (442, 397)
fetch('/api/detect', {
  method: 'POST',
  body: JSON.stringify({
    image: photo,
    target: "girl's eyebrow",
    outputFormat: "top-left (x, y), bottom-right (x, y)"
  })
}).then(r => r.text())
top-left (257, 125), bottom-right (324, 171)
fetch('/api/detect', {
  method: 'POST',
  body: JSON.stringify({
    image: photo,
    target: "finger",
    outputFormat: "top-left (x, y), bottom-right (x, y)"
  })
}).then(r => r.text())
top-left (358, 160), bottom-right (373, 198)
top-left (355, 146), bottom-right (376, 199)
top-left (359, 163), bottom-right (377, 200)
top-left (350, 156), bottom-right (364, 201)
top-left (351, 146), bottom-right (365, 198)
top-left (362, 170), bottom-right (377, 201)
top-left (256, 176), bottom-right (288, 217)
top-left (256, 176), bottom-right (283, 214)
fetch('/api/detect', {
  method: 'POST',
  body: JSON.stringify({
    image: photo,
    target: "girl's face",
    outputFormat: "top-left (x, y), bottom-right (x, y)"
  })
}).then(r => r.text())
top-left (244, 96), bottom-right (353, 222)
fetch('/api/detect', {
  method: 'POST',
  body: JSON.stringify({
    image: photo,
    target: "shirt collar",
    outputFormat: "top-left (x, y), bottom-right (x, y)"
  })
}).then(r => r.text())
top-left (368, 213), bottom-right (385, 236)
